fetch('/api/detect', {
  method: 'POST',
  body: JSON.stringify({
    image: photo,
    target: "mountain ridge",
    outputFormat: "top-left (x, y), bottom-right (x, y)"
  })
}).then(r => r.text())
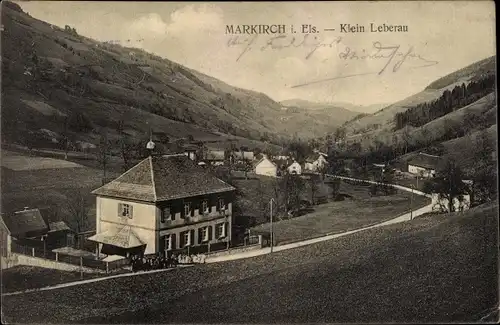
top-left (1, 1), bottom-right (361, 152)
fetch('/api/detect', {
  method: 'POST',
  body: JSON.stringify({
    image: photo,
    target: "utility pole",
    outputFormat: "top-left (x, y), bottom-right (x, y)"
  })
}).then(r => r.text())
top-left (270, 198), bottom-right (275, 253)
top-left (410, 185), bottom-right (414, 220)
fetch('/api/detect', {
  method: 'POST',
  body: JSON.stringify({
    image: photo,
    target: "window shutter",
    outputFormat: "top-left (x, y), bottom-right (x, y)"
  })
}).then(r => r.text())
top-left (181, 231), bottom-right (187, 247)
top-left (129, 205), bottom-right (134, 218)
top-left (198, 228), bottom-right (203, 244)
top-left (209, 225), bottom-right (213, 240)
top-left (190, 229), bottom-right (195, 245)
top-left (118, 203), bottom-right (123, 217)
top-left (171, 233), bottom-right (176, 250)
top-left (215, 224), bottom-right (219, 238)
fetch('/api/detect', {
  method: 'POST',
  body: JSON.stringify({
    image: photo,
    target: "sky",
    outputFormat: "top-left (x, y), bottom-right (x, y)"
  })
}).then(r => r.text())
top-left (17, 1), bottom-right (496, 106)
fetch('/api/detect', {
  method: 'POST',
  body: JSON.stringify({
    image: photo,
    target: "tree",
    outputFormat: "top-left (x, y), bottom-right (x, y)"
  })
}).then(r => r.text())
top-left (401, 126), bottom-right (411, 155)
top-left (419, 127), bottom-right (431, 148)
top-left (97, 130), bottom-right (110, 183)
top-left (334, 127), bottom-right (346, 144)
top-left (310, 176), bottom-right (319, 205)
top-left (117, 120), bottom-right (138, 171)
top-left (277, 173), bottom-right (305, 215)
top-left (326, 178), bottom-right (341, 200)
top-left (60, 116), bottom-right (76, 160)
top-left (380, 167), bottom-right (396, 195)
top-left (471, 129), bottom-right (497, 204)
top-left (287, 140), bottom-right (311, 163)
top-left (63, 188), bottom-right (91, 234)
top-left (425, 157), bottom-right (468, 212)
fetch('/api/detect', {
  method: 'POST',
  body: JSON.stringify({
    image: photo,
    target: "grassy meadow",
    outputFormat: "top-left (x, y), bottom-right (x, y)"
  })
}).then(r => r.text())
top-left (2, 201), bottom-right (496, 323)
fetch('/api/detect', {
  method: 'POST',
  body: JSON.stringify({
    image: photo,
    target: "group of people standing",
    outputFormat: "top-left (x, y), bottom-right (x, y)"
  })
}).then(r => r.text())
top-left (129, 252), bottom-right (207, 272)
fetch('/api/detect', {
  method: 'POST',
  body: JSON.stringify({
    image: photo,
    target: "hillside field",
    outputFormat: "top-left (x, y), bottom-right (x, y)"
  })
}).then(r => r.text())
top-left (2, 201), bottom-right (497, 323)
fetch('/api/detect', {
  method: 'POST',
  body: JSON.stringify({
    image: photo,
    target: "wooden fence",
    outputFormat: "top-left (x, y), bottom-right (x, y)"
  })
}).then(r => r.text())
top-left (10, 241), bottom-right (126, 273)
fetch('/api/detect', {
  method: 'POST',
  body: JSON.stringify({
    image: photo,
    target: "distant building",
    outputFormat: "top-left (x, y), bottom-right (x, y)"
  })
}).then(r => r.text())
top-left (0, 217), bottom-right (11, 262)
top-left (46, 221), bottom-right (75, 249)
top-left (1, 208), bottom-right (49, 240)
top-left (1, 208), bottom-right (50, 266)
top-left (407, 153), bottom-right (441, 178)
top-left (305, 154), bottom-right (328, 172)
top-left (231, 151), bottom-right (255, 162)
top-left (89, 154), bottom-right (236, 257)
top-left (275, 155), bottom-right (290, 161)
top-left (183, 143), bottom-right (200, 161)
top-left (205, 150), bottom-right (226, 166)
top-left (287, 161), bottom-right (302, 175)
top-left (254, 156), bottom-right (278, 177)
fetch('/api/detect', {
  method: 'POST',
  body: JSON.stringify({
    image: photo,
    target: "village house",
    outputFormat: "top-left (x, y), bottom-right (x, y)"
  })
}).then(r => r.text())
top-left (304, 154), bottom-right (328, 172)
top-left (254, 155), bottom-right (278, 177)
top-left (407, 153), bottom-right (441, 178)
top-left (1, 208), bottom-right (49, 265)
top-left (275, 155), bottom-right (290, 160)
top-left (231, 151), bottom-right (255, 163)
top-left (0, 208), bottom-right (76, 261)
top-left (89, 154), bottom-right (236, 257)
top-left (0, 217), bottom-right (12, 262)
top-left (204, 149), bottom-right (226, 166)
top-left (183, 143), bottom-right (200, 161)
top-left (0, 208), bottom-right (49, 241)
top-left (287, 160), bottom-right (302, 175)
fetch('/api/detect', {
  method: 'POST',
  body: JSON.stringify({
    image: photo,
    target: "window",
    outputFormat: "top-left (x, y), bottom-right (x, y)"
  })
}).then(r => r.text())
top-left (202, 199), bottom-right (209, 214)
top-left (119, 203), bottom-right (133, 218)
top-left (182, 231), bottom-right (191, 247)
top-left (66, 233), bottom-right (75, 247)
top-left (164, 234), bottom-right (172, 251)
top-left (216, 223), bottom-right (226, 238)
top-left (201, 226), bottom-right (210, 242)
top-left (184, 202), bottom-right (191, 218)
top-left (161, 207), bottom-right (171, 223)
top-left (218, 198), bottom-right (225, 211)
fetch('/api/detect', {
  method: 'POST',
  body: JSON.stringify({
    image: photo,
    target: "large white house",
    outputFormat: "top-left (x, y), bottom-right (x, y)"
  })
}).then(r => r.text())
top-left (254, 156), bottom-right (278, 177)
top-left (89, 154), bottom-right (236, 257)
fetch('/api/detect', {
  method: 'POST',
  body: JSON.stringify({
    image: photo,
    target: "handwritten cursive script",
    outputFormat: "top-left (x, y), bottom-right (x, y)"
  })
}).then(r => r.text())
top-left (337, 42), bottom-right (438, 75)
top-left (226, 34), bottom-right (439, 87)
top-left (227, 34), bottom-right (343, 62)
top-left (291, 41), bottom-right (439, 88)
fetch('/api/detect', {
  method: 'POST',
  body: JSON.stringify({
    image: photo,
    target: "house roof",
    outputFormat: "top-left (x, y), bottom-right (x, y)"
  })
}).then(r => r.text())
top-left (87, 225), bottom-right (144, 249)
top-left (183, 143), bottom-right (200, 151)
top-left (232, 151), bottom-right (254, 160)
top-left (253, 156), bottom-right (277, 168)
top-left (48, 221), bottom-right (72, 233)
top-left (274, 158), bottom-right (294, 169)
top-left (408, 153), bottom-right (441, 170)
top-left (92, 154), bottom-right (235, 202)
top-left (1, 208), bottom-right (49, 237)
top-left (206, 150), bottom-right (225, 161)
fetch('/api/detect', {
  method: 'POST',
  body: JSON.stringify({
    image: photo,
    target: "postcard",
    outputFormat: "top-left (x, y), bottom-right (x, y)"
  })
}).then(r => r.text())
top-left (1, 1), bottom-right (497, 324)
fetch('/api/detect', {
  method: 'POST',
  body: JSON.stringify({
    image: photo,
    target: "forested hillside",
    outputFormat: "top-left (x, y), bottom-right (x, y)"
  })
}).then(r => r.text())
top-left (394, 73), bottom-right (495, 130)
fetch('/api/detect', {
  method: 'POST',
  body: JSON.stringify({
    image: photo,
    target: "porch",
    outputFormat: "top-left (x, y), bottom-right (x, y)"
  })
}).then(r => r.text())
top-left (87, 225), bottom-right (146, 258)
